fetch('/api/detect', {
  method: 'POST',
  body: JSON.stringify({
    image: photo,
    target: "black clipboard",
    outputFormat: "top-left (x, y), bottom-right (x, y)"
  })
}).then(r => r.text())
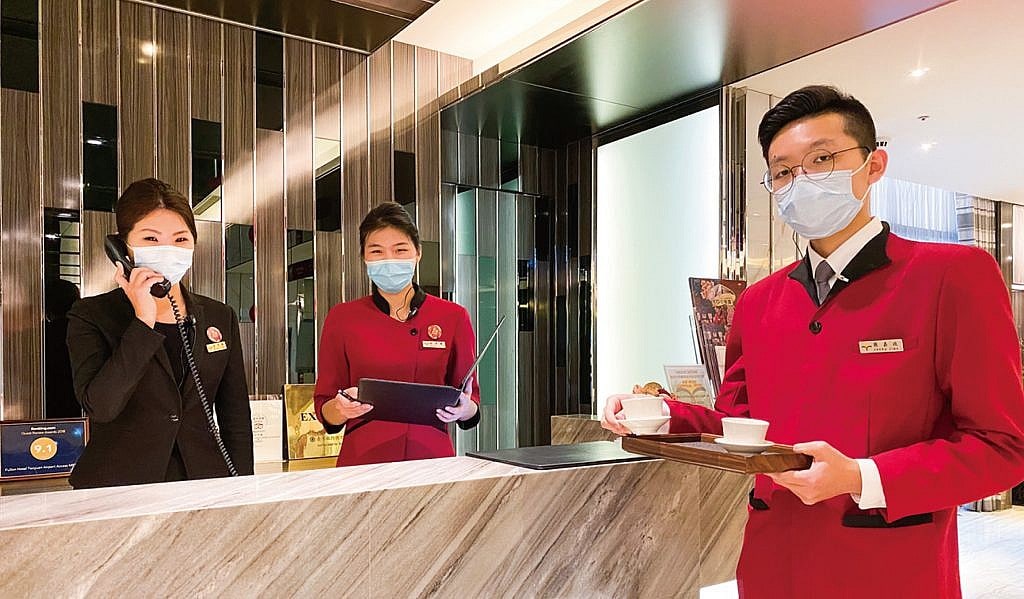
top-left (355, 315), bottom-right (505, 426)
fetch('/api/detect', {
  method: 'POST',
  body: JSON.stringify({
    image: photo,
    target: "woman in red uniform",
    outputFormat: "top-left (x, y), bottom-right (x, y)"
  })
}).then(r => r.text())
top-left (314, 202), bottom-right (480, 466)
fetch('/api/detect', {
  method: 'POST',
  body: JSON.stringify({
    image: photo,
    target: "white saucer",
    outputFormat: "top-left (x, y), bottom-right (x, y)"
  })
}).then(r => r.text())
top-left (713, 437), bottom-right (774, 454)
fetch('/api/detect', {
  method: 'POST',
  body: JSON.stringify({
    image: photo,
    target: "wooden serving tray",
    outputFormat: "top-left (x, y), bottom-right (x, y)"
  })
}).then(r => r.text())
top-left (621, 433), bottom-right (812, 474)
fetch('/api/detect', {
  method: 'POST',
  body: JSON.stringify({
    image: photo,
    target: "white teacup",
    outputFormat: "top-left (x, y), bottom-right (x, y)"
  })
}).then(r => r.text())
top-left (720, 417), bottom-right (769, 444)
top-left (621, 395), bottom-right (665, 419)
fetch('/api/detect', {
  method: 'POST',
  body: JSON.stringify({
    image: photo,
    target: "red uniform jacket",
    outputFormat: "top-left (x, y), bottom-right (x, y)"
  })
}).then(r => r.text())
top-left (314, 287), bottom-right (481, 466)
top-left (668, 225), bottom-right (1024, 598)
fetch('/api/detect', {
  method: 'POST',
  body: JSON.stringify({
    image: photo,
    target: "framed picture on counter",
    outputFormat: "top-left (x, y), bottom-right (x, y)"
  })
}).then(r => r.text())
top-left (663, 365), bottom-right (714, 408)
top-left (0, 418), bottom-right (89, 480)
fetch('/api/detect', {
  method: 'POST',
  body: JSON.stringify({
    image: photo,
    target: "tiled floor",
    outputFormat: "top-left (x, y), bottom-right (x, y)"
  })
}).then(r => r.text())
top-left (700, 506), bottom-right (1024, 599)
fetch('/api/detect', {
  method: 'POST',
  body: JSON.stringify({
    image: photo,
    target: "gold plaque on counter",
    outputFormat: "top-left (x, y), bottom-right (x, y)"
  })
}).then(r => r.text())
top-left (284, 384), bottom-right (344, 460)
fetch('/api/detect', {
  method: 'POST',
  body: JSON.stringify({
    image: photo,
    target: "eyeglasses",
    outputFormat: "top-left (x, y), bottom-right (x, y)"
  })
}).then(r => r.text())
top-left (762, 145), bottom-right (870, 195)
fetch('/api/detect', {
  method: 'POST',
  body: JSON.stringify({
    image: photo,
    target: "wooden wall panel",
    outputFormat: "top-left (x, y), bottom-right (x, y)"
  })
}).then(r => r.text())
top-left (255, 129), bottom-right (286, 395)
top-left (438, 52), bottom-right (472, 109)
top-left (415, 47), bottom-right (439, 242)
top-left (368, 42), bottom-right (392, 205)
top-left (342, 51), bottom-right (369, 300)
top-left (0, 91), bottom-right (44, 419)
top-left (189, 17), bottom-right (222, 122)
top-left (313, 45), bottom-right (341, 141)
top-left (119, 1), bottom-right (156, 189)
top-left (41, 0), bottom-right (82, 210)
top-left (80, 210), bottom-right (118, 298)
top-left (315, 231), bottom-right (344, 349)
top-left (82, 0), bottom-right (117, 105)
top-left (156, 9), bottom-right (190, 194)
top-left (285, 39), bottom-right (314, 231)
top-left (480, 137), bottom-right (499, 189)
top-left (392, 42), bottom-right (416, 154)
top-left (521, 144), bottom-right (539, 195)
top-left (191, 220), bottom-right (224, 301)
top-left (223, 26), bottom-right (254, 226)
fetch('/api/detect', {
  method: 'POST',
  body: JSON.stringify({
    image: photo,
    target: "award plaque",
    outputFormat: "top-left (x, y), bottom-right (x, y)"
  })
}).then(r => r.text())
top-left (0, 418), bottom-right (89, 480)
top-left (284, 384), bottom-right (344, 460)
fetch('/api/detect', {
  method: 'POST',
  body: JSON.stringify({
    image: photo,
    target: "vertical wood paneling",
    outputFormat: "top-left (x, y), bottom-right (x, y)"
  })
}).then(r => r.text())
top-left (191, 220), bottom-right (224, 301)
top-left (369, 42), bottom-right (392, 204)
top-left (41, 0), bottom-right (82, 210)
top-left (223, 26), bottom-right (254, 226)
top-left (82, 0), bottom-right (117, 105)
top-left (156, 9), bottom-right (190, 194)
top-left (0, 91), bottom-right (44, 419)
top-left (438, 52), bottom-right (471, 108)
top-left (342, 51), bottom-right (369, 300)
top-left (119, 1), bottom-right (156, 189)
top-left (415, 47), bottom-right (439, 242)
top-left (392, 42), bottom-right (416, 154)
top-left (189, 17), bottom-right (222, 122)
top-left (80, 210), bottom-right (118, 298)
top-left (521, 144), bottom-right (539, 195)
top-left (579, 140), bottom-right (593, 254)
top-left (255, 129), bottom-right (286, 395)
top-left (315, 231), bottom-right (343, 346)
top-left (285, 39), bottom-right (314, 231)
top-left (313, 45), bottom-right (341, 141)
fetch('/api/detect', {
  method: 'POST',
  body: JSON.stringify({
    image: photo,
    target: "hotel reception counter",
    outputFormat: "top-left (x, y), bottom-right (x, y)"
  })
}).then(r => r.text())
top-left (0, 448), bottom-right (748, 598)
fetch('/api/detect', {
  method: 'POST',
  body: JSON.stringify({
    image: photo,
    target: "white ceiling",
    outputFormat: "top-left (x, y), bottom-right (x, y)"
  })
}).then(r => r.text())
top-left (736, 0), bottom-right (1024, 204)
top-left (394, 0), bottom-right (622, 75)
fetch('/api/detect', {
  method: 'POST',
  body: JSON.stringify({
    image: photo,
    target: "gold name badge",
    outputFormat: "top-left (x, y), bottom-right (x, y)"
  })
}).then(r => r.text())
top-left (206, 341), bottom-right (228, 353)
top-left (422, 340), bottom-right (446, 349)
top-left (859, 339), bottom-right (904, 354)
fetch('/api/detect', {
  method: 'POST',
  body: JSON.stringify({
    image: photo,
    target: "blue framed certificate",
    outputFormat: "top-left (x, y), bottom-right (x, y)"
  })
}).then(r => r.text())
top-left (0, 418), bottom-right (89, 480)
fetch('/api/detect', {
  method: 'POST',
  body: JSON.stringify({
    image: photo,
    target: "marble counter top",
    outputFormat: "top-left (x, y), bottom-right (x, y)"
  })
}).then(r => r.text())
top-left (0, 456), bottom-right (529, 531)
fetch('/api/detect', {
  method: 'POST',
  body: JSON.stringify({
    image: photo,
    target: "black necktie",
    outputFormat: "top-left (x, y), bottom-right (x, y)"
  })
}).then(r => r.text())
top-left (814, 260), bottom-right (834, 306)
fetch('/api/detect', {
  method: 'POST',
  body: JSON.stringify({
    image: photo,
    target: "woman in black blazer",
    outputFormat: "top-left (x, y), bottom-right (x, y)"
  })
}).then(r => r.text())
top-left (66, 178), bottom-right (253, 489)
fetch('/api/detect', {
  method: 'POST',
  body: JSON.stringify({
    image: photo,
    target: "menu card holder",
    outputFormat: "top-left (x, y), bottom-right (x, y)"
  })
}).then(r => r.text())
top-left (621, 433), bottom-right (811, 474)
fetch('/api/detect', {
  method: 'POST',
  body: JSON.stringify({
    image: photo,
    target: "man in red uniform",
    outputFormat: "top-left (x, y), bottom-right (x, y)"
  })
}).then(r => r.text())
top-left (603, 85), bottom-right (1024, 598)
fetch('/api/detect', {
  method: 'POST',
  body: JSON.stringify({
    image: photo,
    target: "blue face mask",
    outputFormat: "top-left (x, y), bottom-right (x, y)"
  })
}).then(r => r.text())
top-left (366, 259), bottom-right (417, 294)
top-left (775, 152), bottom-right (873, 240)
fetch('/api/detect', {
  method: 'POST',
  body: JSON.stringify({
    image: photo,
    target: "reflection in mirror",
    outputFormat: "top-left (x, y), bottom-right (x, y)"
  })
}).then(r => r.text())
top-left (225, 224), bottom-right (255, 324)
top-left (500, 140), bottom-right (520, 191)
top-left (314, 138), bottom-right (341, 232)
top-left (395, 150), bottom-right (417, 224)
top-left (43, 209), bottom-right (82, 418)
top-left (287, 230), bottom-right (315, 383)
top-left (191, 119), bottom-right (223, 221)
top-left (82, 102), bottom-right (118, 211)
top-left (255, 32), bottom-right (283, 131)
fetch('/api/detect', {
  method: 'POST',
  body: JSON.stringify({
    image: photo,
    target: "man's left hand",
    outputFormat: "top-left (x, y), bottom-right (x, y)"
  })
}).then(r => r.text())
top-left (766, 441), bottom-right (863, 505)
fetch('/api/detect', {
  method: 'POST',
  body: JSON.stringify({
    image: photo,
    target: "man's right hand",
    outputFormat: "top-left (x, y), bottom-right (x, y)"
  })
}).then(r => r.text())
top-left (601, 394), bottom-right (634, 436)
top-left (114, 265), bottom-right (164, 328)
top-left (321, 387), bottom-right (373, 426)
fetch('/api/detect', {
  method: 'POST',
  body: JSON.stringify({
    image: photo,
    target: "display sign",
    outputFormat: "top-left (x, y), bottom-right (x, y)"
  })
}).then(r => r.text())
top-left (0, 418), bottom-right (89, 480)
top-left (284, 384), bottom-right (343, 460)
top-left (250, 396), bottom-right (285, 463)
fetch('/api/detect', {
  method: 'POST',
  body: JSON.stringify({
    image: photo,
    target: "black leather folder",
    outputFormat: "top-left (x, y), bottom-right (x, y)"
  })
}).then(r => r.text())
top-left (467, 441), bottom-right (652, 470)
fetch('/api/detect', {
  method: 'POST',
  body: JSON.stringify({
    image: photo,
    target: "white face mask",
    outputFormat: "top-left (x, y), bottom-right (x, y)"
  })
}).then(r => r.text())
top-left (775, 153), bottom-right (873, 240)
top-left (131, 245), bottom-right (194, 285)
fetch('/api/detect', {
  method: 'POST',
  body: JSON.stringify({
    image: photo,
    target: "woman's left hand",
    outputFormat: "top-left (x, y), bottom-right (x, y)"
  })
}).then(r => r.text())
top-left (437, 390), bottom-right (479, 423)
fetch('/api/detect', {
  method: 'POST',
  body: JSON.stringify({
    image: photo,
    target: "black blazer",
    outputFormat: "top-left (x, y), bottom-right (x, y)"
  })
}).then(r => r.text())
top-left (66, 288), bottom-right (254, 489)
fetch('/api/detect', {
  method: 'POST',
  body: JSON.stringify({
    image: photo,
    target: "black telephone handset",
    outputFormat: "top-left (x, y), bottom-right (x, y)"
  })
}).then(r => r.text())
top-left (102, 234), bottom-right (238, 477)
top-left (104, 235), bottom-right (172, 298)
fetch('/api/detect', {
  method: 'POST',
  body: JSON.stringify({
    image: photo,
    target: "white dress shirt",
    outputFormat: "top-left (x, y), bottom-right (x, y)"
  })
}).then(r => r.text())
top-left (806, 217), bottom-right (887, 510)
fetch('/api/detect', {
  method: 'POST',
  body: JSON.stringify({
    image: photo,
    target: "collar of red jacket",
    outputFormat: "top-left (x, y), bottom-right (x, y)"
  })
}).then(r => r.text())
top-left (789, 221), bottom-right (893, 304)
top-left (371, 283), bottom-right (427, 318)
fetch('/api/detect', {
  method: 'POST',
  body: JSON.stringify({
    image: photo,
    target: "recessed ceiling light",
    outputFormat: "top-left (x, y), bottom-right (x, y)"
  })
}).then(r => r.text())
top-left (86, 138), bottom-right (103, 146)
top-left (920, 142), bottom-right (937, 151)
top-left (909, 67), bottom-right (930, 78)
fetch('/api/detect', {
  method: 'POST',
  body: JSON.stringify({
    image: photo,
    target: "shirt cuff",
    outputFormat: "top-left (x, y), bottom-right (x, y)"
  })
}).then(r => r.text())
top-left (851, 458), bottom-right (887, 509)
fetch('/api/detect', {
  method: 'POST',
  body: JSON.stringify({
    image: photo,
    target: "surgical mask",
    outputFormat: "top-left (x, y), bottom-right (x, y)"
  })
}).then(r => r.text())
top-left (366, 259), bottom-right (416, 294)
top-left (775, 153), bottom-right (873, 240)
top-left (131, 245), bottom-right (194, 285)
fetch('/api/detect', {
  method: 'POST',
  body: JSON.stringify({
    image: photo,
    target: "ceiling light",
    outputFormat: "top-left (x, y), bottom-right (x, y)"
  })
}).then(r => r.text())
top-left (920, 142), bottom-right (937, 151)
top-left (909, 67), bottom-right (929, 78)
top-left (140, 42), bottom-right (157, 57)
top-left (86, 138), bottom-right (103, 146)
